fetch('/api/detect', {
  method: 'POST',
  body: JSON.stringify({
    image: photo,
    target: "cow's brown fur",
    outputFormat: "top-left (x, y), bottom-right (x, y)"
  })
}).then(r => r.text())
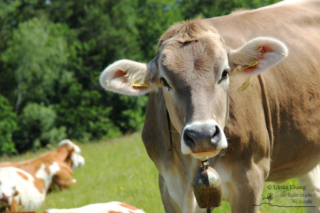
top-left (16, 171), bottom-right (28, 180)
top-left (51, 162), bottom-right (75, 189)
top-left (9, 199), bottom-right (19, 211)
top-left (157, 18), bottom-right (218, 49)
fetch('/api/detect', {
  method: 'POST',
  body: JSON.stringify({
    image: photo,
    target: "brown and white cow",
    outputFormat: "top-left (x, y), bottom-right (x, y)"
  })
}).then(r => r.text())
top-left (0, 139), bottom-right (85, 189)
top-left (0, 165), bottom-right (60, 211)
top-left (44, 201), bottom-right (146, 213)
top-left (100, 0), bottom-right (320, 212)
top-left (0, 140), bottom-right (85, 211)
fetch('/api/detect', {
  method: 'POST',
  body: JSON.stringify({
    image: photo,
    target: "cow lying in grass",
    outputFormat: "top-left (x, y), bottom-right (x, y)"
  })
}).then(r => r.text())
top-left (0, 140), bottom-right (85, 211)
top-left (44, 202), bottom-right (146, 213)
top-left (0, 166), bottom-right (61, 211)
top-left (0, 139), bottom-right (85, 189)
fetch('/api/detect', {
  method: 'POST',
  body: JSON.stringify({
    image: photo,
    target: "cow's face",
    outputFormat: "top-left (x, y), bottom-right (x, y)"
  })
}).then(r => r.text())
top-left (59, 139), bottom-right (85, 170)
top-left (100, 21), bottom-right (287, 160)
top-left (157, 32), bottom-right (230, 160)
top-left (70, 150), bottom-right (85, 170)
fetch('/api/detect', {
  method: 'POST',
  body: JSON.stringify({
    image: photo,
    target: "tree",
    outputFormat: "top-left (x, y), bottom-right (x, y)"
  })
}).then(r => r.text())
top-left (1, 17), bottom-right (69, 151)
top-left (0, 95), bottom-right (18, 154)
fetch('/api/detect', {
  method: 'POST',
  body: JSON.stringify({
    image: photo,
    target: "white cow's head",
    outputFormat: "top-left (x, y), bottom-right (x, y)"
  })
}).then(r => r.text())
top-left (59, 139), bottom-right (85, 170)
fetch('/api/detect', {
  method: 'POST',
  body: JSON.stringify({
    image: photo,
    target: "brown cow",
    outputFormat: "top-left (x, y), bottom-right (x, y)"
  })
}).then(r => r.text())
top-left (100, 1), bottom-right (320, 212)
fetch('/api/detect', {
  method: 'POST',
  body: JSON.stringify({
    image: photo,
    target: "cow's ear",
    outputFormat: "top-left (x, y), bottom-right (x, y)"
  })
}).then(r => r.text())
top-left (100, 59), bottom-right (158, 96)
top-left (228, 37), bottom-right (288, 76)
top-left (56, 144), bottom-right (74, 163)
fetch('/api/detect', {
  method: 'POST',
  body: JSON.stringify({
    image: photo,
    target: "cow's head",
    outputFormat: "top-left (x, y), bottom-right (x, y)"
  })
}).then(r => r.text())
top-left (100, 20), bottom-right (288, 160)
top-left (58, 139), bottom-right (85, 170)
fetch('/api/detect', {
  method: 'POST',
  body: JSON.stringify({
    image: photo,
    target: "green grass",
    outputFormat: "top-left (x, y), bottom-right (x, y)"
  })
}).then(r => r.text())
top-left (1, 133), bottom-right (308, 213)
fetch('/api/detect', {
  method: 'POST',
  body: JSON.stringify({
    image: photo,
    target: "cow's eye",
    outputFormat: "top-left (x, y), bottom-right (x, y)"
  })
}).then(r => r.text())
top-left (160, 77), bottom-right (172, 91)
top-left (218, 70), bottom-right (229, 84)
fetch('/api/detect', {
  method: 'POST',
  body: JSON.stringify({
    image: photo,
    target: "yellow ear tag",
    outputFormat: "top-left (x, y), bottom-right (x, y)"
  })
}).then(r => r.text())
top-left (132, 82), bottom-right (148, 88)
top-left (243, 61), bottom-right (259, 69)
top-left (237, 61), bottom-right (258, 92)
top-left (237, 76), bottom-right (253, 92)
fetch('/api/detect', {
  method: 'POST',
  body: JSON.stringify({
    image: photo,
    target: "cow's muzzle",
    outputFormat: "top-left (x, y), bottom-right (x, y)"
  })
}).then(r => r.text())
top-left (181, 120), bottom-right (227, 160)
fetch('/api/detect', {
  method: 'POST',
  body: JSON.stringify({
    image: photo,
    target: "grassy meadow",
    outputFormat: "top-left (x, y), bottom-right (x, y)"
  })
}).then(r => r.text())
top-left (1, 132), bottom-right (308, 213)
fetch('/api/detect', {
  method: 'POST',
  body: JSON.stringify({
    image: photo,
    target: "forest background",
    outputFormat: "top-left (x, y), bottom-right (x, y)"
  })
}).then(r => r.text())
top-left (0, 0), bottom-right (279, 155)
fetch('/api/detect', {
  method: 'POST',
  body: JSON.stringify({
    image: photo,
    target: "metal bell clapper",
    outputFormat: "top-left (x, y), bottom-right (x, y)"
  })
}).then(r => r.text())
top-left (193, 159), bottom-right (222, 213)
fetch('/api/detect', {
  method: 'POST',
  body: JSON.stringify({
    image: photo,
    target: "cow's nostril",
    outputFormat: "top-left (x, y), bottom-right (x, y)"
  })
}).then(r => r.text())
top-left (183, 130), bottom-right (196, 148)
top-left (211, 126), bottom-right (220, 145)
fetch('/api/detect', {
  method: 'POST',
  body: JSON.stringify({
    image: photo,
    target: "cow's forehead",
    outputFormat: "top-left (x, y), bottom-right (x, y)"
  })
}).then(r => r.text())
top-left (159, 32), bottom-right (227, 84)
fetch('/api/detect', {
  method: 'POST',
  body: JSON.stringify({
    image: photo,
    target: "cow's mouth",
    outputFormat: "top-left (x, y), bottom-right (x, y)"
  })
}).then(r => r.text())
top-left (191, 150), bottom-right (220, 161)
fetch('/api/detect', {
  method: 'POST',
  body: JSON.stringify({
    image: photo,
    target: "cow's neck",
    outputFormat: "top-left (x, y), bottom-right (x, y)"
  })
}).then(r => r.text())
top-left (162, 100), bottom-right (203, 211)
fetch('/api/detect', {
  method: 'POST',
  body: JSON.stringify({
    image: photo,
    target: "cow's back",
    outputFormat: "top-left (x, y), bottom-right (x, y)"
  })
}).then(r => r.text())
top-left (207, 0), bottom-right (320, 182)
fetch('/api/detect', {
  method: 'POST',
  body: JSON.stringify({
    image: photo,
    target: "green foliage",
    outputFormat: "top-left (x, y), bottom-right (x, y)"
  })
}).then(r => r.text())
top-left (1, 17), bottom-right (68, 111)
top-left (55, 87), bottom-right (120, 140)
top-left (0, 0), bottom-right (280, 153)
top-left (13, 103), bottom-right (66, 151)
top-left (0, 95), bottom-right (18, 154)
top-left (110, 94), bottom-right (148, 133)
top-left (135, 0), bottom-right (184, 59)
